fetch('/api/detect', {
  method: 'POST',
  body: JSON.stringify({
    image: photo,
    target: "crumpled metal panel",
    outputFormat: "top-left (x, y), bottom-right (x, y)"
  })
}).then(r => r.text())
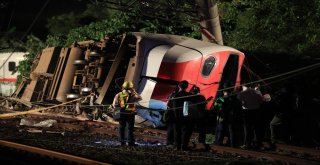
top-left (20, 47), bottom-right (60, 102)
top-left (55, 47), bottom-right (83, 102)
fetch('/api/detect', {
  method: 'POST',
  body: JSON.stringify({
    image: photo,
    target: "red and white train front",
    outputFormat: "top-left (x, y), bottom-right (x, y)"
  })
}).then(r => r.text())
top-left (132, 33), bottom-right (245, 110)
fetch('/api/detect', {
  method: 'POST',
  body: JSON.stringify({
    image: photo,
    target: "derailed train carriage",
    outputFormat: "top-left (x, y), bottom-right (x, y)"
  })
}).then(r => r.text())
top-left (0, 52), bottom-right (25, 97)
top-left (10, 32), bottom-right (245, 126)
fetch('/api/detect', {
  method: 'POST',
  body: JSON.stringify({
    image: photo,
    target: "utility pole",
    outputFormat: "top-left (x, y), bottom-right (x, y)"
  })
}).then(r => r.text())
top-left (195, 0), bottom-right (223, 45)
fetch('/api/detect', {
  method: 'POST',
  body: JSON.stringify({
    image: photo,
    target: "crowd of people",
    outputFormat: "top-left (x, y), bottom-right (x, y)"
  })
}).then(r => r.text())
top-left (163, 80), bottom-right (302, 151)
top-left (110, 79), bottom-right (317, 151)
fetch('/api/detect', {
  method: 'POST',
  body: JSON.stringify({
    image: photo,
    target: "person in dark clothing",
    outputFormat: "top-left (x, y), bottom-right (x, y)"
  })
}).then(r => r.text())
top-left (165, 86), bottom-right (179, 146)
top-left (237, 85), bottom-right (264, 149)
top-left (189, 85), bottom-right (211, 150)
top-left (270, 83), bottom-right (299, 146)
top-left (256, 87), bottom-right (274, 149)
top-left (212, 85), bottom-right (241, 147)
top-left (172, 80), bottom-right (192, 151)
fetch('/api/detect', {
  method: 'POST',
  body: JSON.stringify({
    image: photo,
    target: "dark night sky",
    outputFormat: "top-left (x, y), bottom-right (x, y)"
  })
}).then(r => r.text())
top-left (0, 0), bottom-right (88, 39)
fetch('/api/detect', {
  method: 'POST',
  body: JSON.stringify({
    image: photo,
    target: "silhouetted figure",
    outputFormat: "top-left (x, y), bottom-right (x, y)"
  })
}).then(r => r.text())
top-left (189, 85), bottom-right (211, 150)
top-left (255, 86), bottom-right (274, 149)
top-left (171, 80), bottom-right (192, 151)
top-left (165, 85), bottom-right (179, 146)
top-left (270, 83), bottom-right (299, 146)
top-left (237, 85), bottom-right (263, 149)
top-left (213, 85), bottom-right (241, 147)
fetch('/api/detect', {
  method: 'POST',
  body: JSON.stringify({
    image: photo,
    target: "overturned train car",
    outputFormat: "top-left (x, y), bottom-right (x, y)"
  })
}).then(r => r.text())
top-left (12, 32), bottom-right (245, 118)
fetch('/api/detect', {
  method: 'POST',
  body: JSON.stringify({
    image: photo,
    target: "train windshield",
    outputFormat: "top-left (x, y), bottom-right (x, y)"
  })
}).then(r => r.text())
top-left (201, 56), bottom-right (216, 77)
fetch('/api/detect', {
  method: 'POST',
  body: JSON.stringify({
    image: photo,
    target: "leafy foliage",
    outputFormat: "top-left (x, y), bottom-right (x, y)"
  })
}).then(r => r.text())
top-left (0, 28), bottom-right (25, 52)
top-left (46, 1), bottom-right (201, 47)
top-left (220, 0), bottom-right (320, 56)
top-left (16, 35), bottom-right (45, 84)
top-left (9, 0), bottom-right (320, 85)
top-left (64, 11), bottom-right (131, 46)
top-left (15, 1), bottom-right (200, 83)
top-left (46, 3), bottom-right (113, 36)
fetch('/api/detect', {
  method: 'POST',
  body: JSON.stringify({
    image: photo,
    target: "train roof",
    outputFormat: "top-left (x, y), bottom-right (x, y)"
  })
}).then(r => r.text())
top-left (0, 52), bottom-right (26, 60)
top-left (133, 32), bottom-right (243, 56)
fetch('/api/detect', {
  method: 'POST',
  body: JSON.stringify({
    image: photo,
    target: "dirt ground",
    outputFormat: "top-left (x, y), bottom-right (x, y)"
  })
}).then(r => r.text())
top-left (0, 116), bottom-right (282, 165)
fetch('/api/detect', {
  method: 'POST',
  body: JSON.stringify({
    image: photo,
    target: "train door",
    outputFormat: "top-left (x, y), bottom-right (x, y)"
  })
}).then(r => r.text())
top-left (218, 53), bottom-right (239, 92)
top-left (196, 52), bottom-right (240, 109)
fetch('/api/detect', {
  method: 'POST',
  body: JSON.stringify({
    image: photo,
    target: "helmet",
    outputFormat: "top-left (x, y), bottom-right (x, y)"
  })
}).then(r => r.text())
top-left (178, 80), bottom-right (189, 89)
top-left (122, 81), bottom-right (134, 89)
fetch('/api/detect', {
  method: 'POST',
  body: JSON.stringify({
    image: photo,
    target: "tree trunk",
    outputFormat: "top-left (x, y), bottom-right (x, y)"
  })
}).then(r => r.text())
top-left (195, 0), bottom-right (223, 45)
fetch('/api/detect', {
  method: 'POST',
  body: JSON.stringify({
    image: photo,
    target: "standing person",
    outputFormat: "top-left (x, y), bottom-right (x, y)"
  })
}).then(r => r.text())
top-left (189, 85), bottom-right (211, 150)
top-left (270, 83), bottom-right (299, 146)
top-left (164, 85), bottom-right (179, 146)
top-left (237, 84), bottom-right (264, 149)
top-left (112, 80), bottom-right (142, 146)
top-left (256, 86), bottom-right (273, 149)
top-left (172, 80), bottom-right (192, 151)
top-left (212, 84), bottom-right (241, 147)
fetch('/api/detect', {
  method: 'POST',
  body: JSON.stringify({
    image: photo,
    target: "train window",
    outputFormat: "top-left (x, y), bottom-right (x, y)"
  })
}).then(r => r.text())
top-left (201, 56), bottom-right (216, 77)
top-left (8, 61), bottom-right (16, 71)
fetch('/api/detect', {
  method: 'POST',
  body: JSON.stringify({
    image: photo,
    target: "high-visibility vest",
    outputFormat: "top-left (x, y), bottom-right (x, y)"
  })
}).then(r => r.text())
top-left (118, 92), bottom-right (135, 111)
top-left (213, 97), bottom-right (225, 110)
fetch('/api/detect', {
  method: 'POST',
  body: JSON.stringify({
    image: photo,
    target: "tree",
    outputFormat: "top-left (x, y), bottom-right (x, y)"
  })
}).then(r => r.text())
top-left (13, 0), bottom-right (320, 85)
top-left (45, 1), bottom-right (201, 47)
top-left (16, 1), bottom-right (201, 84)
top-left (0, 28), bottom-right (25, 52)
top-left (219, 0), bottom-right (320, 56)
top-left (46, 3), bottom-right (114, 36)
top-left (16, 35), bottom-right (45, 84)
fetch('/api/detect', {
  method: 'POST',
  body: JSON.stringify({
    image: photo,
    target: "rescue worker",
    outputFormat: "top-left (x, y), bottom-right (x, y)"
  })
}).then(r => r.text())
top-left (189, 85), bottom-right (211, 150)
top-left (165, 85), bottom-right (179, 146)
top-left (256, 86), bottom-right (273, 150)
top-left (270, 83), bottom-right (299, 146)
top-left (171, 80), bottom-right (192, 151)
top-left (237, 84), bottom-right (264, 149)
top-left (112, 80), bottom-right (142, 146)
top-left (212, 84), bottom-right (241, 147)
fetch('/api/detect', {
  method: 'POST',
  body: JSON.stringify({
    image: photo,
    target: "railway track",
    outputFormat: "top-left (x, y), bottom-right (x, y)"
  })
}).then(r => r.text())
top-left (1, 113), bottom-right (320, 165)
top-left (0, 140), bottom-right (110, 165)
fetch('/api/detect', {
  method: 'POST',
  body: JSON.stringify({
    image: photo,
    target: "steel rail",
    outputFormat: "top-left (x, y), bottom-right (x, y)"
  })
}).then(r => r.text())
top-left (0, 140), bottom-right (111, 165)
top-left (208, 145), bottom-right (319, 165)
top-left (275, 143), bottom-right (320, 159)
